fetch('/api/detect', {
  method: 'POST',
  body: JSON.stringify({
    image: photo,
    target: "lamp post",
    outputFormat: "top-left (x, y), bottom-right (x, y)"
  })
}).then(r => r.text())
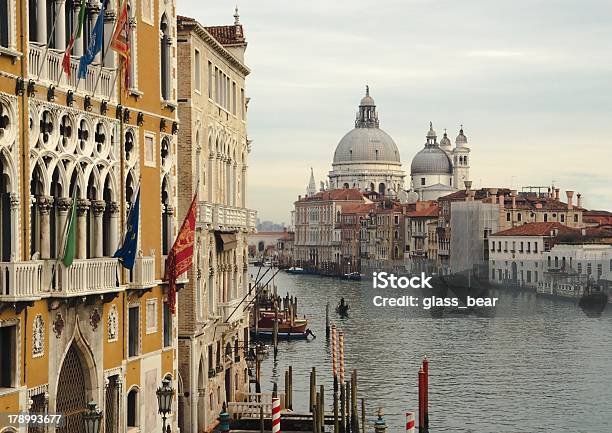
top-left (83, 402), bottom-right (103, 433)
top-left (156, 378), bottom-right (175, 433)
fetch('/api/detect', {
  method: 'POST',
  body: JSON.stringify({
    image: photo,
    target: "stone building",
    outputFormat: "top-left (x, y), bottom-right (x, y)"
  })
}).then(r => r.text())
top-left (176, 12), bottom-right (255, 433)
top-left (360, 201), bottom-right (407, 273)
top-left (293, 188), bottom-right (369, 274)
top-left (328, 88), bottom-right (405, 195)
top-left (0, 0), bottom-right (179, 432)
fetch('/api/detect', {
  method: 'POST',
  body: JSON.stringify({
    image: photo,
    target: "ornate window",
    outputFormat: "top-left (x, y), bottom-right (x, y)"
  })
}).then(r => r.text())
top-left (108, 304), bottom-right (119, 342)
top-left (32, 315), bottom-right (44, 357)
top-left (160, 13), bottom-right (171, 100)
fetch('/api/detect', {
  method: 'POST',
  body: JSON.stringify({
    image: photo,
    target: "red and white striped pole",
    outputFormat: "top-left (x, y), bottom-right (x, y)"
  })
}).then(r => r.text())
top-left (406, 412), bottom-right (416, 433)
top-left (339, 331), bottom-right (345, 384)
top-left (272, 397), bottom-right (281, 433)
top-left (332, 325), bottom-right (338, 389)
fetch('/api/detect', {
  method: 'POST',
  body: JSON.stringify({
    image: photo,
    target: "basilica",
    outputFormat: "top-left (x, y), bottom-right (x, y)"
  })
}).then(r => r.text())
top-left (317, 88), bottom-right (471, 202)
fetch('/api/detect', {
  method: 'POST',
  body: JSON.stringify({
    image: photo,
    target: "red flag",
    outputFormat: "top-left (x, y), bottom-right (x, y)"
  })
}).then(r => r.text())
top-left (165, 194), bottom-right (197, 314)
top-left (110, 0), bottom-right (131, 90)
top-left (62, 37), bottom-right (75, 77)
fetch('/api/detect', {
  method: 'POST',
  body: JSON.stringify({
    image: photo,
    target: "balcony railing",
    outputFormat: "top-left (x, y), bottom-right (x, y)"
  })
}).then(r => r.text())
top-left (28, 42), bottom-right (116, 101)
top-left (129, 255), bottom-right (159, 288)
top-left (53, 258), bottom-right (122, 296)
top-left (197, 202), bottom-right (257, 231)
top-left (0, 261), bottom-right (45, 301)
top-left (218, 298), bottom-right (243, 324)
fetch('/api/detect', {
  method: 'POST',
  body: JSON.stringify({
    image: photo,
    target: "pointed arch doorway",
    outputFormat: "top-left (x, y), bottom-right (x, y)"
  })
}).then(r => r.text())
top-left (56, 344), bottom-right (90, 433)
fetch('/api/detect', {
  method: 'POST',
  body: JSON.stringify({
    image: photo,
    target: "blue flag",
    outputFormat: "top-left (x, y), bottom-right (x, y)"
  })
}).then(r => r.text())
top-left (114, 187), bottom-right (140, 270)
top-left (78, 7), bottom-right (105, 79)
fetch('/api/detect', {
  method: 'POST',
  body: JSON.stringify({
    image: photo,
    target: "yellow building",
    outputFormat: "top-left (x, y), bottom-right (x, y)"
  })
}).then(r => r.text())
top-left (0, 0), bottom-right (179, 432)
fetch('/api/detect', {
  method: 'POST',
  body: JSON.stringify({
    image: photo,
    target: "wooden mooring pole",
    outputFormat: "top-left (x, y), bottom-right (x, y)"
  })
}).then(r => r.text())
top-left (288, 365), bottom-right (293, 410)
top-left (340, 383), bottom-right (346, 433)
top-left (423, 356), bottom-right (429, 433)
top-left (310, 367), bottom-right (317, 412)
top-left (351, 370), bottom-right (359, 433)
top-left (345, 381), bottom-right (351, 433)
top-left (326, 302), bottom-right (330, 339)
top-left (320, 384), bottom-right (325, 432)
top-left (361, 398), bottom-right (365, 433)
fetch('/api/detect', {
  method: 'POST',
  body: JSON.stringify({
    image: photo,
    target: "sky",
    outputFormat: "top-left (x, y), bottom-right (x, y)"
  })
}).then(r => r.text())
top-left (178, 0), bottom-right (612, 224)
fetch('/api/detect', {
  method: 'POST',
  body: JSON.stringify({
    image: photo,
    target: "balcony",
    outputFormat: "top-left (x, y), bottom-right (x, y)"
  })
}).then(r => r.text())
top-left (0, 261), bottom-right (45, 301)
top-left (129, 255), bottom-right (160, 289)
top-left (52, 258), bottom-right (123, 297)
top-left (28, 42), bottom-right (116, 101)
top-left (197, 202), bottom-right (257, 231)
top-left (218, 298), bottom-right (244, 325)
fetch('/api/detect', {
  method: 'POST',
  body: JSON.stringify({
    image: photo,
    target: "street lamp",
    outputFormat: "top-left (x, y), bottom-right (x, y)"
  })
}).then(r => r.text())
top-left (83, 402), bottom-right (102, 433)
top-left (156, 378), bottom-right (175, 433)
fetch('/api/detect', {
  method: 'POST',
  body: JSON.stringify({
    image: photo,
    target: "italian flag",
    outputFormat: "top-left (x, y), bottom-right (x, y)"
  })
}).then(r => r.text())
top-left (62, 0), bottom-right (87, 78)
top-left (61, 190), bottom-right (78, 267)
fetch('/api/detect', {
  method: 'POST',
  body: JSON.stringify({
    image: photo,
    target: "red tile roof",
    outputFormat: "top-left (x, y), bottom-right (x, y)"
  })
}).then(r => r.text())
top-left (408, 205), bottom-right (439, 218)
top-left (204, 25), bottom-right (245, 45)
top-left (492, 222), bottom-right (578, 237)
top-left (340, 203), bottom-right (375, 214)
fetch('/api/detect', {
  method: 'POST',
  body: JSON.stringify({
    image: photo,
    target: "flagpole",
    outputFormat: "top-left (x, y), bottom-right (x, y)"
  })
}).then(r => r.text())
top-left (55, 0), bottom-right (88, 87)
top-left (35, 1), bottom-right (63, 78)
top-left (90, 4), bottom-right (122, 98)
top-left (46, 186), bottom-right (77, 293)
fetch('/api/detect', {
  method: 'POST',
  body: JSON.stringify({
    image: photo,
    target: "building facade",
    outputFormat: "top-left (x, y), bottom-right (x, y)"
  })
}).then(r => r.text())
top-left (176, 13), bottom-right (255, 433)
top-left (293, 189), bottom-right (368, 274)
top-left (0, 0), bottom-right (179, 432)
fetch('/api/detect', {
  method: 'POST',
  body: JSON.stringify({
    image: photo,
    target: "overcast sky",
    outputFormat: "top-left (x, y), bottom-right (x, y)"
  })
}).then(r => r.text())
top-left (178, 0), bottom-right (612, 224)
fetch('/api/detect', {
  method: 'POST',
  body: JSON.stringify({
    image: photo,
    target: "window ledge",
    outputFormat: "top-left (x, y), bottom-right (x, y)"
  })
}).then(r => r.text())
top-left (161, 99), bottom-right (177, 111)
top-left (0, 46), bottom-right (22, 62)
top-left (129, 88), bottom-right (144, 98)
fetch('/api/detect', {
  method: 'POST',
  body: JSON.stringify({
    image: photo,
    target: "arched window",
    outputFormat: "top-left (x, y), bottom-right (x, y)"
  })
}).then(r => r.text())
top-left (161, 176), bottom-right (171, 255)
top-left (160, 14), bottom-right (171, 100)
top-left (342, 183), bottom-right (349, 189)
top-left (257, 241), bottom-right (264, 252)
top-left (0, 155), bottom-right (13, 261)
top-left (127, 3), bottom-right (137, 88)
top-left (127, 388), bottom-right (139, 427)
top-left (378, 183), bottom-right (385, 195)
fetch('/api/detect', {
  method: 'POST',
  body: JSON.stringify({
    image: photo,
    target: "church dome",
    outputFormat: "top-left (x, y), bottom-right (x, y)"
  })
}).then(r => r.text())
top-left (410, 146), bottom-right (452, 174)
top-left (333, 128), bottom-right (400, 164)
top-left (333, 87), bottom-right (401, 165)
top-left (410, 122), bottom-right (452, 175)
top-left (456, 126), bottom-right (468, 147)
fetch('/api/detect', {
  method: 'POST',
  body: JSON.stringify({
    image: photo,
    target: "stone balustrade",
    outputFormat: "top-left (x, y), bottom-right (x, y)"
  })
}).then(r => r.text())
top-left (28, 42), bottom-right (116, 101)
top-left (197, 202), bottom-right (257, 231)
top-left (0, 261), bottom-right (45, 300)
top-left (129, 255), bottom-right (158, 288)
top-left (53, 258), bottom-right (121, 296)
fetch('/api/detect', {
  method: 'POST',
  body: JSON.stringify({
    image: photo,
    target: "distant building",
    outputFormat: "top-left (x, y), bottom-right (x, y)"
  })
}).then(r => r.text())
top-left (360, 201), bottom-right (406, 272)
top-left (293, 188), bottom-right (370, 273)
top-left (328, 87), bottom-right (406, 195)
top-left (488, 222), bottom-right (578, 289)
top-left (406, 204), bottom-right (439, 271)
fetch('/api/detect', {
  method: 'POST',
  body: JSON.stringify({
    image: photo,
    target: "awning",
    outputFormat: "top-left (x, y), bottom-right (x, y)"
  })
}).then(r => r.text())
top-left (215, 231), bottom-right (238, 251)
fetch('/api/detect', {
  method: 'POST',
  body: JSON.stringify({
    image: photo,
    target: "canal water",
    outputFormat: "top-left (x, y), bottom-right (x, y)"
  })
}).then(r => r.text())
top-left (253, 268), bottom-right (612, 433)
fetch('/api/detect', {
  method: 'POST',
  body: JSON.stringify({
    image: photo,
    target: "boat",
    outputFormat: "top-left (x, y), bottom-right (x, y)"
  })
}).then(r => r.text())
top-left (342, 272), bottom-right (361, 281)
top-left (578, 285), bottom-right (608, 315)
top-left (251, 311), bottom-right (313, 339)
top-left (286, 266), bottom-right (306, 274)
top-left (336, 298), bottom-right (349, 316)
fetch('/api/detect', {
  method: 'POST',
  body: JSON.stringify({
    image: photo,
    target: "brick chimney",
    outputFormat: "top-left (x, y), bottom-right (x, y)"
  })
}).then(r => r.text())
top-left (576, 193), bottom-right (582, 208)
top-left (555, 188), bottom-right (560, 200)
top-left (489, 188), bottom-right (498, 204)
top-left (511, 190), bottom-right (517, 208)
top-left (566, 191), bottom-right (574, 210)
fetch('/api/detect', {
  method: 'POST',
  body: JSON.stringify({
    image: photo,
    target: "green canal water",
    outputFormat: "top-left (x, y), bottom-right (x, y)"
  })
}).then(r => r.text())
top-left (254, 268), bottom-right (612, 433)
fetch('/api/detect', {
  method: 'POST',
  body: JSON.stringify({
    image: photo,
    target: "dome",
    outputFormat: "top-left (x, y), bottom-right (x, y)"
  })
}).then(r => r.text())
top-left (333, 127), bottom-right (401, 164)
top-left (456, 127), bottom-right (468, 147)
top-left (411, 145), bottom-right (452, 175)
top-left (360, 95), bottom-right (375, 106)
top-left (439, 131), bottom-right (452, 150)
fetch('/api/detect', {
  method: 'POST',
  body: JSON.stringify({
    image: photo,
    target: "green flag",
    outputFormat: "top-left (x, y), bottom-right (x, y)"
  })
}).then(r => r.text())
top-left (62, 190), bottom-right (78, 267)
top-left (75, 0), bottom-right (87, 39)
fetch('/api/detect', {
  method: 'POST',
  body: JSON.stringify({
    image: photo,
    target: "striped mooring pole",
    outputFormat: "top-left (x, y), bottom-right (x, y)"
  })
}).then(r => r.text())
top-left (272, 397), bottom-right (281, 433)
top-left (406, 412), bottom-right (416, 433)
top-left (339, 331), bottom-right (345, 384)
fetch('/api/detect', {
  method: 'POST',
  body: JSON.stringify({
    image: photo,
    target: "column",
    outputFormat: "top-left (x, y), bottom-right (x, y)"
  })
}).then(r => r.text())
top-left (76, 199), bottom-right (90, 259)
top-left (55, 197), bottom-right (73, 256)
top-left (92, 200), bottom-right (106, 258)
top-left (108, 202), bottom-right (120, 254)
top-left (241, 167), bottom-right (247, 208)
top-left (36, 0), bottom-right (48, 44)
top-left (232, 162), bottom-right (237, 206)
top-left (73, 2), bottom-right (86, 55)
top-left (9, 193), bottom-right (19, 261)
top-left (55, 0), bottom-right (66, 49)
top-left (38, 196), bottom-right (54, 260)
top-left (103, 10), bottom-right (117, 67)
